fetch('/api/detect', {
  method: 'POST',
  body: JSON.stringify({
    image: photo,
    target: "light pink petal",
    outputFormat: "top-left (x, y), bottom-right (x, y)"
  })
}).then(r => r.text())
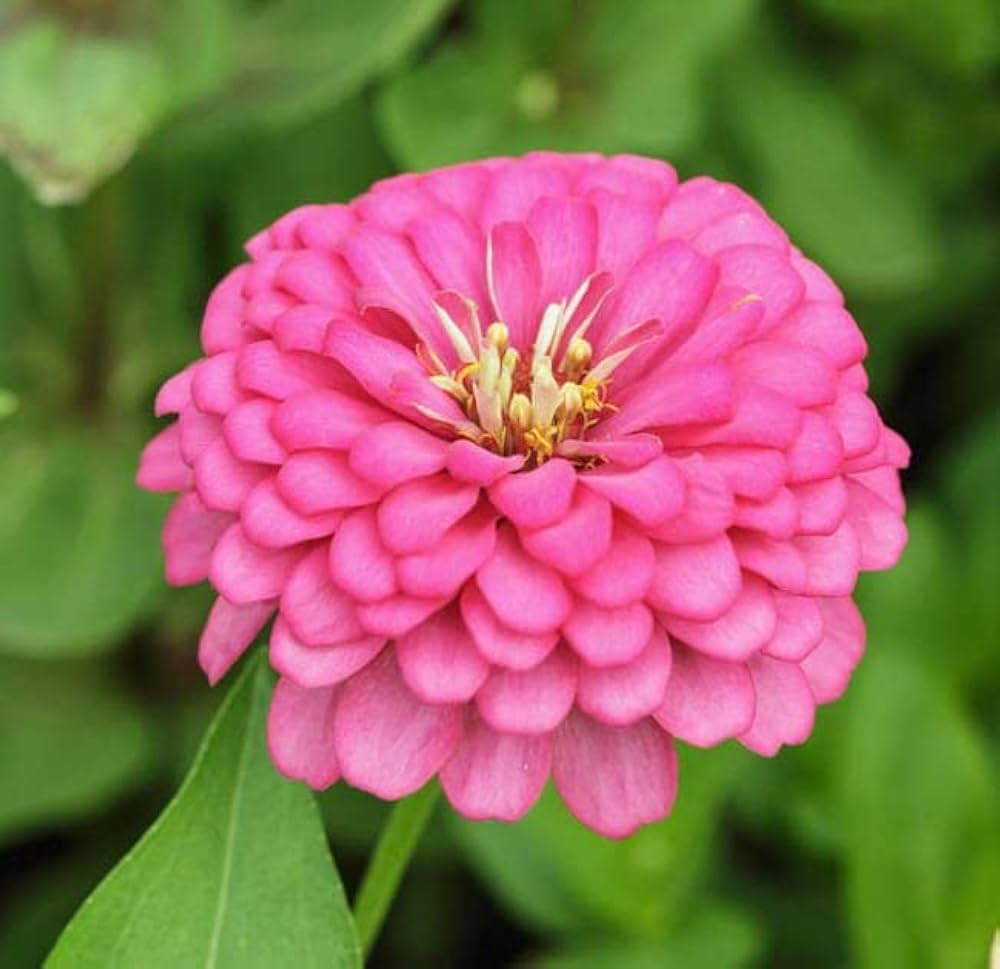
top-left (579, 457), bottom-right (684, 527)
top-left (277, 449), bottom-right (383, 515)
top-left (733, 487), bottom-right (799, 539)
top-left (377, 474), bottom-right (480, 554)
top-left (654, 645), bottom-right (755, 747)
top-left (823, 392), bottom-right (881, 459)
top-left (269, 617), bottom-right (386, 689)
top-left (236, 341), bottom-right (347, 400)
top-left (137, 424), bottom-right (193, 493)
top-left (271, 388), bottom-right (390, 452)
top-left (786, 412), bottom-right (844, 484)
top-left (408, 209), bottom-right (487, 309)
top-left (658, 176), bottom-right (760, 239)
top-left (572, 517), bottom-right (654, 607)
top-left (272, 304), bottom-right (337, 355)
top-left (552, 713), bottom-right (678, 839)
top-left (423, 161), bottom-right (490, 215)
top-left (692, 208), bottom-right (788, 254)
top-left (487, 222), bottom-right (542, 350)
top-left (480, 163), bottom-right (570, 228)
top-left (279, 546), bottom-right (364, 645)
top-left (591, 190), bottom-right (659, 286)
top-left (349, 421), bottom-right (450, 488)
top-left (739, 655), bottom-right (816, 756)
top-left (791, 478), bottom-right (848, 535)
top-left (773, 301), bottom-right (866, 369)
top-left (731, 531), bottom-right (808, 593)
top-left (459, 583), bottom-right (558, 671)
top-left (198, 595), bottom-right (275, 685)
top-left (800, 597), bottom-right (865, 703)
top-left (355, 175), bottom-right (431, 230)
top-left (178, 406), bottom-right (222, 465)
top-left (844, 480), bottom-right (908, 571)
top-left (191, 351), bottom-right (247, 415)
top-left (163, 491), bottom-right (234, 585)
top-left (223, 399), bottom-right (286, 465)
top-left (577, 627), bottom-right (672, 725)
top-left (733, 342), bottom-right (838, 407)
top-left (241, 478), bottom-right (342, 548)
top-left (356, 594), bottom-right (448, 638)
top-left (274, 250), bottom-right (354, 308)
top-left (670, 289), bottom-right (764, 366)
top-left (476, 647), bottom-right (577, 734)
top-left (396, 605), bottom-right (490, 704)
top-left (648, 535), bottom-right (741, 622)
top-left (154, 367), bottom-right (194, 418)
top-left (848, 465), bottom-right (904, 514)
top-left (663, 575), bottom-right (776, 662)
top-left (790, 250), bottom-right (843, 304)
top-left (447, 440), bottom-right (525, 485)
top-left (475, 525), bottom-right (572, 634)
top-left (267, 679), bottom-right (341, 789)
top-left (715, 244), bottom-right (805, 330)
top-left (200, 265), bottom-right (250, 353)
top-left (194, 438), bottom-right (268, 512)
top-left (328, 506), bottom-right (397, 602)
top-left (210, 524), bottom-right (302, 604)
top-left (563, 600), bottom-right (654, 668)
top-left (527, 196), bottom-right (597, 305)
top-left (440, 719), bottom-right (552, 822)
top-left (648, 455), bottom-right (734, 543)
top-left (700, 446), bottom-right (786, 502)
top-left (488, 458), bottom-right (576, 529)
top-left (794, 521), bottom-right (861, 595)
top-left (518, 488), bottom-right (613, 577)
top-left (335, 651), bottom-right (463, 799)
top-left (556, 434), bottom-right (663, 468)
top-left (763, 592), bottom-right (824, 662)
top-left (396, 506), bottom-right (498, 599)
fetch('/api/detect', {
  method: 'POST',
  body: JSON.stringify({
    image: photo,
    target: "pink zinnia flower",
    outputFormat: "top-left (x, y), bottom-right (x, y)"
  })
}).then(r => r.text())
top-left (138, 153), bottom-right (908, 838)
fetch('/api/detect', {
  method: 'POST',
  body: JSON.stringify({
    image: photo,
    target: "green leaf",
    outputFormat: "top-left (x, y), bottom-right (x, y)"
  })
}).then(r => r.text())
top-left (0, 16), bottom-right (169, 204)
top-left (47, 653), bottom-right (361, 969)
top-left (454, 745), bottom-right (744, 938)
top-left (377, 0), bottom-right (757, 169)
top-left (837, 650), bottom-right (1000, 969)
top-left (0, 429), bottom-right (166, 657)
top-left (720, 37), bottom-right (941, 302)
top-left (166, 0), bottom-right (455, 146)
top-left (0, 656), bottom-right (154, 843)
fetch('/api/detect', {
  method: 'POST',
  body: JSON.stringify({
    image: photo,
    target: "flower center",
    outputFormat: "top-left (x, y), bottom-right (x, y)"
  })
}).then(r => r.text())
top-left (417, 274), bottom-right (657, 468)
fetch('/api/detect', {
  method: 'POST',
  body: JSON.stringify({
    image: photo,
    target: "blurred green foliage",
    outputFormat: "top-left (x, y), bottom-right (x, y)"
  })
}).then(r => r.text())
top-left (0, 0), bottom-right (997, 966)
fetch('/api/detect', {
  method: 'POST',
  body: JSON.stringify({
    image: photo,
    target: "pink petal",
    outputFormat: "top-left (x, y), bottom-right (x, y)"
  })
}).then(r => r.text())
top-left (790, 250), bottom-right (843, 304)
top-left (592, 192), bottom-right (659, 292)
top-left (792, 477), bottom-right (848, 535)
top-left (693, 208), bottom-right (788, 254)
top-left (552, 713), bottom-right (678, 838)
top-left (572, 517), bottom-right (654, 607)
top-left (731, 531), bottom-right (808, 593)
top-left (440, 719), bottom-right (552, 822)
top-left (647, 455), bottom-right (734, 543)
top-left (518, 488), bottom-right (613, 577)
top-left (488, 458), bottom-right (577, 529)
top-left (223, 399), bottom-right (286, 465)
top-left (274, 250), bottom-right (354, 308)
top-left (579, 457), bottom-right (684, 527)
top-left (356, 595), bottom-right (448, 638)
top-left (328, 506), bottom-right (397, 603)
top-left (200, 266), bottom-right (250, 353)
top-left (137, 424), bottom-right (192, 493)
top-left (527, 196), bottom-right (597, 305)
top-left (377, 474), bottom-right (480, 554)
top-left (556, 434), bottom-right (663, 468)
top-left (210, 524), bottom-right (302, 604)
top-left (273, 304), bottom-right (337, 355)
top-left (480, 163), bottom-right (570, 228)
top-left (408, 209), bottom-right (487, 309)
top-left (241, 478), bottom-right (342, 549)
top-left (563, 600), bottom-right (655, 668)
top-left (279, 546), bottom-right (364, 646)
top-left (739, 655), bottom-right (816, 756)
top-left (800, 597), bottom-right (865, 703)
top-left (577, 627), bottom-right (672, 725)
top-left (475, 525), bottom-right (573, 634)
top-left (715, 244), bottom-right (805, 330)
top-left (773, 301), bottom-right (866, 369)
top-left (277, 449), bottom-right (383, 515)
top-left (163, 491), bottom-right (234, 585)
top-left (762, 591), bottom-right (824, 662)
top-left (447, 440), bottom-right (525, 485)
top-left (267, 679), bottom-right (341, 789)
top-left (733, 487), bottom-right (799, 539)
top-left (786, 412), bottom-right (844, 484)
top-left (794, 521), bottom-right (861, 595)
top-left (844, 480), bottom-right (908, 571)
top-left (236, 341), bottom-right (347, 400)
top-left (349, 421), bottom-right (449, 488)
top-left (476, 647), bottom-right (577, 734)
top-left (334, 651), bottom-right (463, 799)
top-left (198, 596), bottom-right (275, 685)
top-left (178, 406), bottom-right (222, 465)
top-left (733, 342), bottom-right (838, 407)
top-left (459, 583), bottom-right (558, 670)
top-left (663, 575), bottom-right (776, 662)
top-left (194, 438), bottom-right (268, 512)
top-left (487, 222), bottom-right (542, 350)
top-left (191, 351), bottom-right (247, 415)
top-left (271, 388), bottom-right (390, 452)
top-left (658, 176), bottom-right (760, 239)
top-left (823, 392), bottom-right (881, 459)
top-left (700, 446), bottom-right (786, 502)
top-left (269, 617), bottom-right (386, 689)
top-left (396, 605), bottom-right (490, 704)
top-left (654, 645), bottom-right (755, 747)
top-left (648, 535), bottom-right (742, 621)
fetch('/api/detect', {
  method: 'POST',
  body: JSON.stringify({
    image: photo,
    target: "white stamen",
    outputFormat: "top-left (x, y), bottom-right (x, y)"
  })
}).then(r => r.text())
top-left (432, 300), bottom-right (477, 364)
top-left (531, 357), bottom-right (561, 427)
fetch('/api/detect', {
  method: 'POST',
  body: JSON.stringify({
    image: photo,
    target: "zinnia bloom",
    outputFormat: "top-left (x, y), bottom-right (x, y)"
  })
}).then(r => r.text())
top-left (138, 153), bottom-right (908, 837)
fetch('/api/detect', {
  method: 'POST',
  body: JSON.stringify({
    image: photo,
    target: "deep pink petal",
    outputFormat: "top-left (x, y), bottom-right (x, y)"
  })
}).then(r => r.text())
top-left (487, 222), bottom-right (542, 350)
top-left (800, 597), bottom-right (865, 703)
top-left (844, 479), bottom-right (908, 571)
top-left (163, 491), bottom-right (234, 585)
top-left (267, 679), bottom-right (341, 789)
top-left (488, 458), bottom-right (576, 529)
top-left (459, 583), bottom-right (558, 671)
top-left (563, 600), bottom-right (654, 668)
top-left (137, 424), bottom-right (193, 493)
top-left (194, 438), bottom-right (268, 512)
top-left (271, 388), bottom-right (390, 452)
top-left (792, 477), bottom-right (848, 535)
top-left (269, 617), bottom-right (386, 689)
top-left (447, 440), bottom-right (525, 485)
top-left (648, 535), bottom-right (741, 621)
top-left (528, 196), bottom-right (597, 305)
top-left (355, 595), bottom-right (448, 639)
top-left (476, 647), bottom-right (577, 734)
top-left (572, 517), bottom-right (654, 607)
top-left (580, 457), bottom-right (684, 527)
top-left (223, 399), bottom-right (286, 465)
top-left (739, 655), bottom-right (816, 756)
top-left (328, 506), bottom-right (397, 602)
top-left (277, 449), bottom-right (383, 515)
top-left (763, 592), bottom-right (824, 662)
top-left (349, 421), bottom-right (450, 488)
top-left (198, 596), bottom-right (275, 685)
top-left (210, 524), bottom-right (302, 604)
top-left (647, 455), bottom-right (734, 543)
top-left (279, 546), bottom-right (364, 646)
top-left (518, 488), bottom-right (613, 577)
top-left (377, 474), bottom-right (480, 554)
top-left (241, 478), bottom-right (342, 549)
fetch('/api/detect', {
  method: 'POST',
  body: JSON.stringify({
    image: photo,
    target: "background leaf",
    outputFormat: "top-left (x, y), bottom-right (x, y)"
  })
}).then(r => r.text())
top-left (47, 653), bottom-right (361, 969)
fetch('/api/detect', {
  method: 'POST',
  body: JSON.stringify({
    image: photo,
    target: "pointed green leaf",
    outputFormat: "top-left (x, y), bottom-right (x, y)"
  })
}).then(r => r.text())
top-left (47, 653), bottom-right (361, 969)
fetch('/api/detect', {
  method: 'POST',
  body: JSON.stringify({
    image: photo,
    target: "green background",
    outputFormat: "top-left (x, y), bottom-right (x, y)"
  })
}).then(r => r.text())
top-left (0, 1), bottom-right (997, 966)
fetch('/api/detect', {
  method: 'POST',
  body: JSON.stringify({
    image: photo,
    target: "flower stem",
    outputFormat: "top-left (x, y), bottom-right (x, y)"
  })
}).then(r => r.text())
top-left (353, 781), bottom-right (440, 958)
